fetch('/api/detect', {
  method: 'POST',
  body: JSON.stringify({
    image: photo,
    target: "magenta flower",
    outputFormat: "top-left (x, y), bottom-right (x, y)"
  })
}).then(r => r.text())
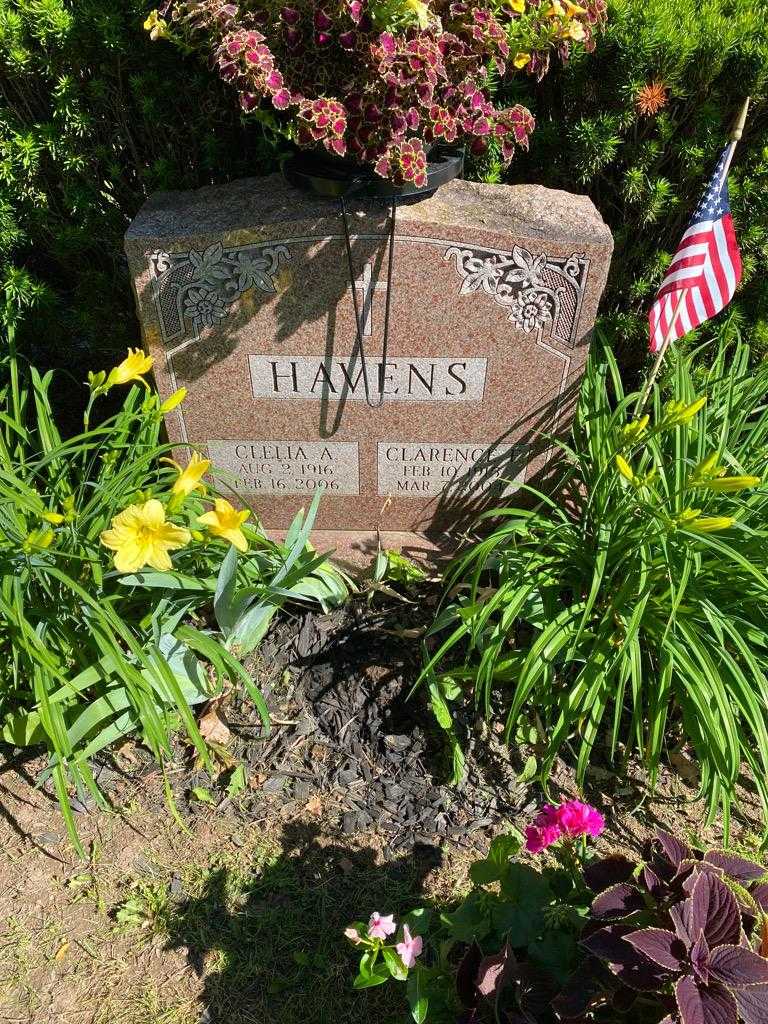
top-left (368, 912), bottom-right (396, 940)
top-left (526, 800), bottom-right (604, 853)
top-left (525, 826), bottom-right (549, 854)
top-left (396, 925), bottom-right (423, 968)
top-left (557, 799), bottom-right (605, 838)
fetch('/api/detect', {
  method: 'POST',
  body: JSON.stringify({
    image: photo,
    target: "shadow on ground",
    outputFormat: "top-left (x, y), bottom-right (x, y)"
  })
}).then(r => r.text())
top-left (163, 818), bottom-right (444, 1024)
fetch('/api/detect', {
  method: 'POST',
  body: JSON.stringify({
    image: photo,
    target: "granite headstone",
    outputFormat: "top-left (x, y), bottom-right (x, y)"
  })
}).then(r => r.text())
top-left (125, 175), bottom-right (612, 560)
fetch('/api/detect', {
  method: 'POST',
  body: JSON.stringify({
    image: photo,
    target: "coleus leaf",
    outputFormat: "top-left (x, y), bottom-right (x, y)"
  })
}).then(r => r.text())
top-left (656, 829), bottom-right (693, 871)
top-left (625, 928), bottom-right (687, 971)
top-left (709, 945), bottom-right (768, 988)
top-left (734, 983), bottom-right (768, 1024)
top-left (704, 852), bottom-right (766, 885)
top-left (591, 883), bottom-right (645, 921)
top-left (675, 976), bottom-right (738, 1024)
top-left (456, 940), bottom-right (482, 1009)
top-left (583, 855), bottom-right (636, 894)
top-left (516, 961), bottom-right (558, 1019)
top-left (644, 865), bottom-right (666, 900)
top-left (682, 862), bottom-right (724, 893)
top-left (476, 941), bottom-right (515, 999)
top-left (581, 926), bottom-right (674, 992)
top-left (691, 930), bottom-right (712, 985)
top-left (549, 961), bottom-right (604, 1020)
top-left (754, 885), bottom-right (768, 914)
top-left (685, 873), bottom-right (742, 949)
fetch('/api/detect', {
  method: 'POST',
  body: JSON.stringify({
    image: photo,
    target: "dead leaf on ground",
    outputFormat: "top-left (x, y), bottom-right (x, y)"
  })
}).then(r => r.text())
top-left (198, 704), bottom-right (231, 746)
top-left (304, 796), bottom-right (323, 816)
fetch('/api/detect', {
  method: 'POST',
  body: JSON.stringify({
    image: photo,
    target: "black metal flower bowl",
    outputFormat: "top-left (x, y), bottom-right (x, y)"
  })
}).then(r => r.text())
top-left (281, 144), bottom-right (464, 201)
top-left (280, 143), bottom-right (464, 409)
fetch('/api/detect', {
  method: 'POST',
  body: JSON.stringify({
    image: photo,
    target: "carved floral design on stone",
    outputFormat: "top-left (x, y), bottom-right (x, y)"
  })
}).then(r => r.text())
top-left (509, 289), bottom-right (553, 333)
top-left (444, 244), bottom-right (589, 347)
top-left (149, 241), bottom-right (291, 345)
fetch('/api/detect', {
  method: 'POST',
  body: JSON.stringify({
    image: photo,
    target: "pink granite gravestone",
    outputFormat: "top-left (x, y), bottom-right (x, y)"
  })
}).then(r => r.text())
top-left (125, 174), bottom-right (612, 562)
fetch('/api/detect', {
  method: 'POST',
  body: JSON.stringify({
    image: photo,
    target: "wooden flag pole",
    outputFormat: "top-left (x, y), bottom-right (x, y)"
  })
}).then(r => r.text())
top-left (633, 96), bottom-right (751, 417)
top-left (634, 289), bottom-right (688, 414)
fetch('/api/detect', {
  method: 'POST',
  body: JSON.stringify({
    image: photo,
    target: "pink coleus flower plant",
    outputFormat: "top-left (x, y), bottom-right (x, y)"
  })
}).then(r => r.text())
top-left (153, 0), bottom-right (607, 185)
top-left (525, 799), bottom-right (604, 854)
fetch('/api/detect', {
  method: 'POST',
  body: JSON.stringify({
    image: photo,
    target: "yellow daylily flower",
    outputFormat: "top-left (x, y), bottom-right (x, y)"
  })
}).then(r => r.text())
top-left (544, 1), bottom-right (565, 16)
top-left (664, 396), bottom-right (707, 427)
top-left (405, 0), bottom-right (430, 28)
top-left (615, 454), bottom-right (635, 483)
top-left (143, 10), bottom-right (168, 40)
top-left (198, 499), bottom-right (250, 552)
top-left (170, 452), bottom-right (211, 499)
top-left (106, 348), bottom-right (154, 389)
top-left (160, 387), bottom-right (187, 414)
top-left (566, 19), bottom-right (586, 40)
top-left (100, 499), bottom-right (191, 574)
top-left (513, 52), bottom-right (532, 68)
top-left (702, 475), bottom-right (761, 493)
top-left (507, 0), bottom-right (526, 12)
top-left (687, 516), bottom-right (736, 533)
top-left (563, 0), bottom-right (587, 12)
top-left (620, 415), bottom-right (649, 447)
top-left (23, 527), bottom-right (55, 553)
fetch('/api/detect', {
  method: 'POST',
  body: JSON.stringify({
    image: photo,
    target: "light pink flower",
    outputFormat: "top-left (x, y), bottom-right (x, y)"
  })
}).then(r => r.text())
top-left (368, 912), bottom-right (397, 940)
top-left (396, 924), bottom-right (423, 968)
top-left (556, 800), bottom-right (605, 838)
top-left (344, 926), bottom-right (362, 945)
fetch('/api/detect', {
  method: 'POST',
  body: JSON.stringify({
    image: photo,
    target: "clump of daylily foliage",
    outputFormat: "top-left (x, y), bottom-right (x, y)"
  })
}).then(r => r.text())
top-left (146, 0), bottom-right (606, 186)
top-left (1, 334), bottom-right (350, 853)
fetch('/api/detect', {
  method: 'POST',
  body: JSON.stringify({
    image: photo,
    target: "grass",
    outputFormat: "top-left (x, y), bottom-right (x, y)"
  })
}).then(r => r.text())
top-left (0, 792), bottom-right (468, 1024)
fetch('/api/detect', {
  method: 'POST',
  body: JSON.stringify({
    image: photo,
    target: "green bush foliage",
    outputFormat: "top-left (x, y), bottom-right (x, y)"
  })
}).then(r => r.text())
top-left (0, 0), bottom-right (282, 365)
top-left (421, 337), bottom-right (768, 830)
top-left (2, 0), bottom-right (766, 374)
top-left (504, 0), bottom-right (768, 365)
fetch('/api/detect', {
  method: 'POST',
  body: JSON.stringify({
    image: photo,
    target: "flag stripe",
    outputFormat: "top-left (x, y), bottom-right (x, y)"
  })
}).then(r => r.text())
top-left (648, 146), bottom-right (741, 352)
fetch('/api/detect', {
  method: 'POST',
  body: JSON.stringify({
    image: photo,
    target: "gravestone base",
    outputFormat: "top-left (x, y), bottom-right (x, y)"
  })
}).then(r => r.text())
top-left (125, 174), bottom-right (612, 542)
top-left (269, 528), bottom-right (449, 572)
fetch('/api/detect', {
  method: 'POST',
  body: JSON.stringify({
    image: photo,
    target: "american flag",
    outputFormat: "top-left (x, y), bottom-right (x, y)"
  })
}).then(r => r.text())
top-left (649, 145), bottom-right (742, 352)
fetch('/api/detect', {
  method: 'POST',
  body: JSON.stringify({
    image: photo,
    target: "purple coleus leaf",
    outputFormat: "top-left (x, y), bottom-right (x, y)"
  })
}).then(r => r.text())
top-left (591, 882), bottom-right (645, 921)
top-left (584, 855), bottom-right (636, 894)
top-left (675, 975), bottom-right (738, 1024)
top-left (476, 941), bottom-right (516, 999)
top-left (625, 928), bottom-right (687, 971)
top-left (704, 852), bottom-right (767, 885)
top-left (656, 828), bottom-right (694, 871)
top-left (734, 983), bottom-right (768, 1024)
top-left (456, 940), bottom-right (483, 1009)
top-left (754, 885), bottom-right (768, 914)
top-left (581, 925), bottom-right (674, 992)
top-left (686, 873), bottom-right (742, 949)
top-left (709, 945), bottom-right (768, 989)
top-left (691, 930), bottom-right (712, 985)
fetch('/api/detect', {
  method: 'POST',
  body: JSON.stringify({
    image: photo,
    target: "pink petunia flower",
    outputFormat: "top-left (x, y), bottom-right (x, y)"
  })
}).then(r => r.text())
top-left (396, 924), bottom-right (423, 968)
top-left (368, 912), bottom-right (397, 940)
top-left (556, 800), bottom-right (605, 838)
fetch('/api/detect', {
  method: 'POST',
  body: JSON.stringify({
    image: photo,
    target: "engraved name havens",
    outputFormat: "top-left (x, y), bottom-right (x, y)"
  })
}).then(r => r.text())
top-left (249, 355), bottom-right (487, 402)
